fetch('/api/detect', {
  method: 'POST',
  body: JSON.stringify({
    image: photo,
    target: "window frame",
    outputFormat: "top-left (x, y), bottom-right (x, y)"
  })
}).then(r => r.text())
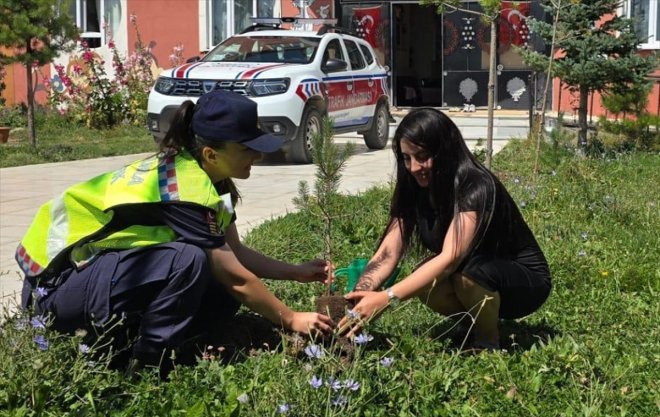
top-left (72, 0), bottom-right (107, 48)
top-left (623, 0), bottom-right (660, 49)
top-left (208, 0), bottom-right (275, 48)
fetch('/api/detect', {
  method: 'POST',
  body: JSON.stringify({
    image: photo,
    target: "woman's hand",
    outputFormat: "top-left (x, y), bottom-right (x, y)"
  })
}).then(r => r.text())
top-left (289, 312), bottom-right (335, 336)
top-left (294, 259), bottom-right (332, 284)
top-left (338, 291), bottom-right (389, 337)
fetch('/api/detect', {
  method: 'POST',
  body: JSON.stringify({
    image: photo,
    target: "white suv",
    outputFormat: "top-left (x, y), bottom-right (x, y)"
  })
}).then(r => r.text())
top-left (147, 19), bottom-right (391, 163)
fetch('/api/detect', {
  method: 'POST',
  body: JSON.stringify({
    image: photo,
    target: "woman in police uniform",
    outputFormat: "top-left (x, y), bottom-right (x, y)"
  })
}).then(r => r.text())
top-left (18, 90), bottom-right (334, 371)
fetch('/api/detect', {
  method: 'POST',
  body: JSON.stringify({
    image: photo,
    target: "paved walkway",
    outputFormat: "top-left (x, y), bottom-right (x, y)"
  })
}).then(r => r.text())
top-left (0, 114), bottom-right (526, 310)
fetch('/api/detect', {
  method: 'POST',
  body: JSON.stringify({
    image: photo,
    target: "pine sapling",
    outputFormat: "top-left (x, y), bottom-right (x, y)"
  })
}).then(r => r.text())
top-left (293, 116), bottom-right (354, 296)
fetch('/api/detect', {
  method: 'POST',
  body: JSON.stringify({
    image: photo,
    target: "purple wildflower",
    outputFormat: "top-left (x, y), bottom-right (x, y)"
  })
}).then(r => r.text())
top-left (354, 333), bottom-right (374, 345)
top-left (237, 393), bottom-right (249, 404)
top-left (33, 335), bottom-right (49, 351)
top-left (79, 344), bottom-right (90, 354)
top-left (380, 357), bottom-right (394, 368)
top-left (35, 287), bottom-right (48, 299)
top-left (347, 309), bottom-right (360, 320)
top-left (332, 395), bottom-right (348, 407)
top-left (309, 375), bottom-right (323, 389)
top-left (344, 379), bottom-right (360, 391)
top-left (304, 344), bottom-right (324, 359)
top-left (31, 315), bottom-right (46, 330)
top-left (326, 377), bottom-right (342, 391)
top-left (277, 403), bottom-right (290, 414)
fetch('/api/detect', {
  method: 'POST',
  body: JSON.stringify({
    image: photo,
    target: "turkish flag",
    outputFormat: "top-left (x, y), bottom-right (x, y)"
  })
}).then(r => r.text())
top-left (353, 6), bottom-right (381, 48)
top-left (500, 1), bottom-right (531, 46)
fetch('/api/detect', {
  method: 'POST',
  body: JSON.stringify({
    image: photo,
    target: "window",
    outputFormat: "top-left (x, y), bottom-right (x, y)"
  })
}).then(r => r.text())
top-left (359, 44), bottom-right (375, 65)
top-left (625, 0), bottom-right (660, 48)
top-left (344, 39), bottom-right (366, 70)
top-left (323, 39), bottom-right (345, 63)
top-left (209, 0), bottom-right (277, 47)
top-left (68, 0), bottom-right (121, 48)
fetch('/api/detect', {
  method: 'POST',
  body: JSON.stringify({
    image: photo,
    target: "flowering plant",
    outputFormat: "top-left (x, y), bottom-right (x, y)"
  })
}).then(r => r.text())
top-left (47, 14), bottom-right (162, 128)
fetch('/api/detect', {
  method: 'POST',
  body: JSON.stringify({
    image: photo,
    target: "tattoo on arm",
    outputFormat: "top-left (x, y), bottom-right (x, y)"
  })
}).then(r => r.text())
top-left (354, 249), bottom-right (391, 291)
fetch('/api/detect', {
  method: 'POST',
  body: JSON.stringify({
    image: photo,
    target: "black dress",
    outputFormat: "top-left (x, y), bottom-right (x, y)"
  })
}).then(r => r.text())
top-left (417, 177), bottom-right (551, 319)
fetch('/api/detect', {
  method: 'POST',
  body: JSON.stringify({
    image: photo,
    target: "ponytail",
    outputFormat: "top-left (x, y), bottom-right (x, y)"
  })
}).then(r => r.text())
top-left (160, 101), bottom-right (196, 153)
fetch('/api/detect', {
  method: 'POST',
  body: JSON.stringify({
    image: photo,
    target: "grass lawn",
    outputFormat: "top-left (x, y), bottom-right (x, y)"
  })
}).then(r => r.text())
top-left (1, 137), bottom-right (657, 416)
top-left (0, 115), bottom-right (157, 168)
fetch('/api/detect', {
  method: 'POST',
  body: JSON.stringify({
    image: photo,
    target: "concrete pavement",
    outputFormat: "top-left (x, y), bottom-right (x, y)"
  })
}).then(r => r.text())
top-left (0, 114), bottom-right (526, 310)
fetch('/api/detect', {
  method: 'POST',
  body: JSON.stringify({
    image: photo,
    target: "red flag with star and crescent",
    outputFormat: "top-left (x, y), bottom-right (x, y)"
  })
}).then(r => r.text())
top-left (353, 6), bottom-right (381, 48)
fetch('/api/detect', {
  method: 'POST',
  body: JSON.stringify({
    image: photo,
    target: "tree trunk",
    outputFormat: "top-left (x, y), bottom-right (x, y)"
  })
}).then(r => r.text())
top-left (486, 18), bottom-right (497, 169)
top-left (578, 85), bottom-right (588, 150)
top-left (534, 0), bottom-right (562, 173)
top-left (26, 63), bottom-right (36, 146)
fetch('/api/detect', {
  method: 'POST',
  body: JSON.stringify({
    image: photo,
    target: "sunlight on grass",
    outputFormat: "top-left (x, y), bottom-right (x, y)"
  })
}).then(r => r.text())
top-left (1, 136), bottom-right (658, 415)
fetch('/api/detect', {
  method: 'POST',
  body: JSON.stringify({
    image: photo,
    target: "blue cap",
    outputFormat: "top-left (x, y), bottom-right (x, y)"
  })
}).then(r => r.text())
top-left (191, 90), bottom-right (283, 153)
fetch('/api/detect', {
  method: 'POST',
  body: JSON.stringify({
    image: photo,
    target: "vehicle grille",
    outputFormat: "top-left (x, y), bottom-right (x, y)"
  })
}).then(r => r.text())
top-left (170, 79), bottom-right (249, 96)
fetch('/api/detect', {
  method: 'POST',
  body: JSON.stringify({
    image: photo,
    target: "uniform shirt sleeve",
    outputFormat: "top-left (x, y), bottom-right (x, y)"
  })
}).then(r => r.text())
top-left (161, 204), bottom-right (235, 248)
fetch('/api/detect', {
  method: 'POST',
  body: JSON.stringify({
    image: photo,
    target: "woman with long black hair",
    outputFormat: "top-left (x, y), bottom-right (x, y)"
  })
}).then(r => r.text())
top-left (341, 108), bottom-right (551, 349)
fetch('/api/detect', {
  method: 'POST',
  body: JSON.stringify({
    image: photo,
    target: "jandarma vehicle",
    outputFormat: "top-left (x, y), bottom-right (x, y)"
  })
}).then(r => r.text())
top-left (147, 18), bottom-right (392, 163)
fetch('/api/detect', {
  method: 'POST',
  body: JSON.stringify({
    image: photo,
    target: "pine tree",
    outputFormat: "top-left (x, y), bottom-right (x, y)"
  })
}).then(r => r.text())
top-left (520, 0), bottom-right (656, 150)
top-left (0, 0), bottom-right (79, 146)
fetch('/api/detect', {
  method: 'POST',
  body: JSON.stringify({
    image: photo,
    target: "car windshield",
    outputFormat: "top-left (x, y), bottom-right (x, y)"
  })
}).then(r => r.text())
top-left (203, 36), bottom-right (320, 64)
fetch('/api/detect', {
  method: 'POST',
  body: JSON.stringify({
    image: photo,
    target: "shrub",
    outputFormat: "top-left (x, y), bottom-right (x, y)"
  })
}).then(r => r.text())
top-left (594, 114), bottom-right (660, 154)
top-left (47, 14), bottom-right (165, 129)
top-left (0, 104), bottom-right (27, 128)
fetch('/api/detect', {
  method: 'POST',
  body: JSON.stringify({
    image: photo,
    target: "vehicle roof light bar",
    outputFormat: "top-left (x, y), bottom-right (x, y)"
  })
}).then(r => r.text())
top-left (250, 17), bottom-right (338, 26)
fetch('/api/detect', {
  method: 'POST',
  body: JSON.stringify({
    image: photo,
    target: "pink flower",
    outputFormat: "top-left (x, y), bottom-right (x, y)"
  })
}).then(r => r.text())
top-left (72, 64), bottom-right (82, 75)
top-left (108, 40), bottom-right (115, 49)
top-left (82, 50), bottom-right (94, 63)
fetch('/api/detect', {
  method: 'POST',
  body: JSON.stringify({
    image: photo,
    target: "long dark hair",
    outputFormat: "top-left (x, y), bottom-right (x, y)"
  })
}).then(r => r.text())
top-left (160, 101), bottom-right (240, 204)
top-left (387, 108), bottom-right (495, 260)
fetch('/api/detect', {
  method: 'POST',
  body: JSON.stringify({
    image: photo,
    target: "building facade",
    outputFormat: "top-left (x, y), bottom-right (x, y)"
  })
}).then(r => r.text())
top-left (1, 0), bottom-right (658, 119)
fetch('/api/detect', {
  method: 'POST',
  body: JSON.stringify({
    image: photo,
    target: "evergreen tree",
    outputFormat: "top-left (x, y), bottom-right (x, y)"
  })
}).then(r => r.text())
top-left (520, 0), bottom-right (656, 149)
top-left (0, 0), bottom-right (79, 146)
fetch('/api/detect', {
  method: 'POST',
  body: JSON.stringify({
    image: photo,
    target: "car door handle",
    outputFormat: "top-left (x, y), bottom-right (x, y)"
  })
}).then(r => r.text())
top-left (346, 80), bottom-right (353, 92)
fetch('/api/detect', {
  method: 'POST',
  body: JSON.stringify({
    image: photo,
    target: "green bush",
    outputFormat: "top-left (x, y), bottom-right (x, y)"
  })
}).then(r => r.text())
top-left (0, 104), bottom-right (27, 128)
top-left (595, 114), bottom-right (660, 154)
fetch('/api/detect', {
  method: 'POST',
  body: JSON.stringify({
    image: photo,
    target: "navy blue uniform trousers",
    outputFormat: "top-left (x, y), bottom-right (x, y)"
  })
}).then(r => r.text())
top-left (24, 242), bottom-right (240, 355)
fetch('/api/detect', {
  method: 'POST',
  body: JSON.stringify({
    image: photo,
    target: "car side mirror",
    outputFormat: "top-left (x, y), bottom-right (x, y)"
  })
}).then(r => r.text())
top-left (186, 56), bottom-right (201, 63)
top-left (322, 58), bottom-right (348, 73)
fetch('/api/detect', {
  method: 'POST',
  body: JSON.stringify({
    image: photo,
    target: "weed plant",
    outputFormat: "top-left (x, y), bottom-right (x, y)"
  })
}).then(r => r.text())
top-left (1, 138), bottom-right (658, 416)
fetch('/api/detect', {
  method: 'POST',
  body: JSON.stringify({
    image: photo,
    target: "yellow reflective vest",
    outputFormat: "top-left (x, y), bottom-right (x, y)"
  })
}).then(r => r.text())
top-left (16, 151), bottom-right (233, 283)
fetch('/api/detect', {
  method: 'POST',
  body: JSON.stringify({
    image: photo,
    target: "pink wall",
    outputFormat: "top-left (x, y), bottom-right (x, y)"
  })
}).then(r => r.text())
top-left (126, 0), bottom-right (201, 70)
top-left (551, 55), bottom-right (660, 120)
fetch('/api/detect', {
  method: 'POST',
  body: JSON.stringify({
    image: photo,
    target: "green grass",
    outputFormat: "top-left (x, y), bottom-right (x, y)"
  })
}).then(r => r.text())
top-left (0, 112), bottom-right (157, 168)
top-left (1, 138), bottom-right (658, 416)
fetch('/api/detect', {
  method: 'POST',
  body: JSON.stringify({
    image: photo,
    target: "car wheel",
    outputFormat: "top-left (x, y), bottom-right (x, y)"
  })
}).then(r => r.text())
top-left (289, 106), bottom-right (321, 163)
top-left (363, 101), bottom-right (389, 149)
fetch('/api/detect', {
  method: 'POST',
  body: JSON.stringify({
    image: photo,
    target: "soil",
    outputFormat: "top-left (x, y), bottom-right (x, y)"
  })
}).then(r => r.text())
top-left (315, 295), bottom-right (356, 360)
top-left (315, 294), bottom-right (351, 324)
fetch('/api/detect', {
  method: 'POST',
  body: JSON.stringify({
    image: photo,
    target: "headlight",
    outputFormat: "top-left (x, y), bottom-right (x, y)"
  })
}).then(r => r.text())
top-left (248, 78), bottom-right (290, 96)
top-left (155, 77), bottom-right (176, 95)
